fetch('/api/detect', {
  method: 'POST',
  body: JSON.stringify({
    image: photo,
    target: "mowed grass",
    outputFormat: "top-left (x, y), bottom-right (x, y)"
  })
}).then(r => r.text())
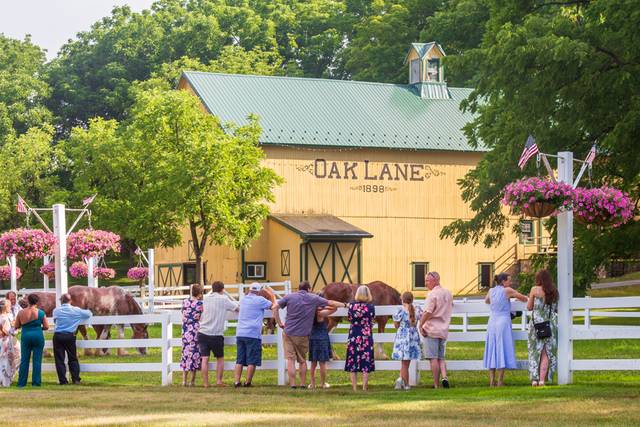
top-left (3, 284), bottom-right (639, 426)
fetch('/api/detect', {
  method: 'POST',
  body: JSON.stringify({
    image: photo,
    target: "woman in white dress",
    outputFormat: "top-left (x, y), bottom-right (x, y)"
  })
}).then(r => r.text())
top-left (0, 299), bottom-right (20, 387)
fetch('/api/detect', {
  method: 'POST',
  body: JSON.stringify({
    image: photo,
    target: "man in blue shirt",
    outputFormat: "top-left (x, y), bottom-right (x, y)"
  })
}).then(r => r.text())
top-left (233, 283), bottom-right (277, 387)
top-left (52, 293), bottom-right (92, 385)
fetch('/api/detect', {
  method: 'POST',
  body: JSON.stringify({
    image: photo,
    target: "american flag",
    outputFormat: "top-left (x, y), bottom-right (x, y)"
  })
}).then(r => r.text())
top-left (82, 194), bottom-right (96, 206)
top-left (518, 135), bottom-right (539, 169)
top-left (584, 145), bottom-right (596, 166)
top-left (16, 196), bottom-right (27, 213)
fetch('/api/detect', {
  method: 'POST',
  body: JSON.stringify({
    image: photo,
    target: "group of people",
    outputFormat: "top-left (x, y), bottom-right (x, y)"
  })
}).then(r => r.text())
top-left (180, 269), bottom-right (558, 390)
top-left (0, 267), bottom-right (558, 389)
top-left (0, 291), bottom-right (92, 387)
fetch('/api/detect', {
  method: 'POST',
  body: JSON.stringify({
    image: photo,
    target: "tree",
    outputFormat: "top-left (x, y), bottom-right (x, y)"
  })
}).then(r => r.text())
top-left (64, 88), bottom-right (282, 284)
top-left (438, 0), bottom-right (640, 294)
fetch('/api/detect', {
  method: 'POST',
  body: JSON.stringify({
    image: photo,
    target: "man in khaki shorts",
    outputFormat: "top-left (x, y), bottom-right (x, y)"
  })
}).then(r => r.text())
top-left (419, 271), bottom-right (453, 388)
top-left (274, 281), bottom-right (345, 388)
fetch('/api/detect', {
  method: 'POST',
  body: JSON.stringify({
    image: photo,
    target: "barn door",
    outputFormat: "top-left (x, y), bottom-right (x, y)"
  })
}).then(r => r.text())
top-left (303, 241), bottom-right (361, 290)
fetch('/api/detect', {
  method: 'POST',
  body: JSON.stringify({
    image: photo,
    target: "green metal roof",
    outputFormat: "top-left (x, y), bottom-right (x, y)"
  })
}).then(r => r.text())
top-left (181, 71), bottom-right (483, 152)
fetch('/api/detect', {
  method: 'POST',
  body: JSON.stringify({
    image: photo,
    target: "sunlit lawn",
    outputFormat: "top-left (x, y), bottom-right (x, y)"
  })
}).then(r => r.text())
top-left (2, 284), bottom-right (639, 425)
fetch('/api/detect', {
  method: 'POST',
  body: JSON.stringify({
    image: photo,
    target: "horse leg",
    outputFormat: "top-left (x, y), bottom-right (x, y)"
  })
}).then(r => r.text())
top-left (116, 325), bottom-right (128, 356)
top-left (375, 317), bottom-right (389, 360)
top-left (78, 325), bottom-right (94, 356)
top-left (96, 325), bottom-right (111, 356)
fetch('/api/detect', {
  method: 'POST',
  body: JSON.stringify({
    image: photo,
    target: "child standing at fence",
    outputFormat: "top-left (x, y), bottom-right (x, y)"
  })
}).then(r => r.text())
top-left (392, 291), bottom-right (422, 390)
top-left (345, 285), bottom-right (375, 391)
top-left (180, 283), bottom-right (204, 386)
top-left (308, 305), bottom-right (337, 389)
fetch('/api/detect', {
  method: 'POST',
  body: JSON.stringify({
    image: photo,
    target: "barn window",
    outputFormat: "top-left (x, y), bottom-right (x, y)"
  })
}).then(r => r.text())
top-left (245, 262), bottom-right (267, 280)
top-left (478, 262), bottom-right (494, 289)
top-left (411, 262), bottom-right (429, 289)
top-left (519, 220), bottom-right (534, 244)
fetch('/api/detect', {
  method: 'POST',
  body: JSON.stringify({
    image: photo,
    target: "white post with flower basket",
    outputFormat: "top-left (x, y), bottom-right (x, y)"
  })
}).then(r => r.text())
top-left (53, 203), bottom-right (69, 304)
top-left (502, 146), bottom-right (634, 385)
top-left (556, 152), bottom-right (574, 385)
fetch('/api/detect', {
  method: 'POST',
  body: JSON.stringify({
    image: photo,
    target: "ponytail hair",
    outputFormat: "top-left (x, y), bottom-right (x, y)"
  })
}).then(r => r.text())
top-left (401, 291), bottom-right (416, 327)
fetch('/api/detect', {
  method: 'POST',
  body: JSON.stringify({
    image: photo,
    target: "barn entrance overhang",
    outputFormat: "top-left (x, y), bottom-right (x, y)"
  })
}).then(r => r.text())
top-left (270, 215), bottom-right (373, 290)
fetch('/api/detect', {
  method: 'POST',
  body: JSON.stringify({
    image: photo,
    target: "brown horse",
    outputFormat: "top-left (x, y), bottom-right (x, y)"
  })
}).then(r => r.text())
top-left (321, 280), bottom-right (402, 359)
top-left (21, 286), bottom-right (149, 356)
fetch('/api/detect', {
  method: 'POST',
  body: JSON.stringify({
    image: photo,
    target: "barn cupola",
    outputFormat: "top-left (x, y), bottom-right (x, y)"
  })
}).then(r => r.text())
top-left (405, 42), bottom-right (450, 99)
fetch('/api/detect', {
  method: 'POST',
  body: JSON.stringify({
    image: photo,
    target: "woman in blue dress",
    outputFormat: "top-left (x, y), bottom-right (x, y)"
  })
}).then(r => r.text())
top-left (483, 273), bottom-right (527, 386)
top-left (345, 285), bottom-right (375, 391)
top-left (392, 291), bottom-right (422, 390)
top-left (308, 305), bottom-right (336, 389)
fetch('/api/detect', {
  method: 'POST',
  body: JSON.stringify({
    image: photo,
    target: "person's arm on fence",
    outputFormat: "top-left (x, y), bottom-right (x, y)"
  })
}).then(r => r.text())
top-left (527, 288), bottom-right (536, 311)
top-left (505, 287), bottom-right (528, 303)
top-left (273, 303), bottom-right (284, 329)
top-left (316, 306), bottom-right (337, 322)
top-left (326, 300), bottom-right (346, 309)
top-left (484, 292), bottom-right (491, 304)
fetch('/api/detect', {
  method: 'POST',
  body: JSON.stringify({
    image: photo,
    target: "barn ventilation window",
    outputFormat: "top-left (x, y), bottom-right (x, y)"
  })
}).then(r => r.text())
top-left (245, 262), bottom-right (267, 280)
top-left (411, 262), bottom-right (429, 289)
top-left (478, 262), bottom-right (494, 289)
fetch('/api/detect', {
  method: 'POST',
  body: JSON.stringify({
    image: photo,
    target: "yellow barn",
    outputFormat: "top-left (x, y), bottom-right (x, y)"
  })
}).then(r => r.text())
top-left (155, 42), bottom-right (544, 296)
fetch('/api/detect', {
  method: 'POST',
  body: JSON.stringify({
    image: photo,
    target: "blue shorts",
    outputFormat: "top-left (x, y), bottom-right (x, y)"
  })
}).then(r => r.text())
top-left (236, 337), bottom-right (262, 367)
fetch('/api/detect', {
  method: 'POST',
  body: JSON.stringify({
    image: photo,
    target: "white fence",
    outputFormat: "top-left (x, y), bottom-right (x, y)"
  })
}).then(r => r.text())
top-left (35, 296), bottom-right (640, 386)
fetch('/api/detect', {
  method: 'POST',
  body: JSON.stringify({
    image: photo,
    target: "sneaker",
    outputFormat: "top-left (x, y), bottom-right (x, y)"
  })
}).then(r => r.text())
top-left (234, 382), bottom-right (242, 388)
top-left (243, 382), bottom-right (252, 387)
top-left (403, 384), bottom-right (411, 391)
top-left (441, 378), bottom-right (450, 389)
top-left (307, 384), bottom-right (315, 389)
top-left (322, 383), bottom-right (331, 389)
top-left (394, 377), bottom-right (405, 390)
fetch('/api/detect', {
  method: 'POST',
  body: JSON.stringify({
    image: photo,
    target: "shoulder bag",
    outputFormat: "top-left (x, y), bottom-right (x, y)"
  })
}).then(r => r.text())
top-left (533, 303), bottom-right (553, 339)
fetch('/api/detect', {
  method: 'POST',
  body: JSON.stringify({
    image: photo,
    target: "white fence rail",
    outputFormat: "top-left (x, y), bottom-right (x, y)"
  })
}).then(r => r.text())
top-left (34, 296), bottom-right (640, 386)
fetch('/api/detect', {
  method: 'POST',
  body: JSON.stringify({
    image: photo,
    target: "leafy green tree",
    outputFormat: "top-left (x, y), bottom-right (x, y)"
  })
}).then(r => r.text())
top-left (439, 0), bottom-right (640, 293)
top-left (0, 35), bottom-right (51, 140)
top-left (340, 0), bottom-right (440, 82)
top-left (64, 88), bottom-right (282, 283)
top-left (0, 125), bottom-right (61, 229)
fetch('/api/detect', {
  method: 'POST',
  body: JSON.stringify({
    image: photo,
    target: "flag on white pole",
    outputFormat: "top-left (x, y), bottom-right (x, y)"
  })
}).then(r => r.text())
top-left (584, 145), bottom-right (596, 166)
top-left (518, 135), bottom-right (539, 169)
top-left (16, 196), bottom-right (27, 213)
top-left (82, 194), bottom-right (96, 206)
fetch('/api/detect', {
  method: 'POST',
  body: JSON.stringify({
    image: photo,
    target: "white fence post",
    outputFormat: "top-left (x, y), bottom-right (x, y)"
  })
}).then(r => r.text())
top-left (53, 203), bottom-right (68, 307)
top-left (557, 151), bottom-right (574, 385)
top-left (87, 257), bottom-right (98, 288)
top-left (584, 296), bottom-right (591, 328)
top-left (462, 298), bottom-right (469, 332)
top-left (43, 255), bottom-right (50, 291)
top-left (409, 359), bottom-right (419, 386)
top-left (277, 309), bottom-right (286, 386)
top-left (521, 310), bottom-right (527, 331)
top-left (9, 255), bottom-right (17, 292)
top-left (148, 249), bottom-right (155, 313)
top-left (161, 313), bottom-right (173, 386)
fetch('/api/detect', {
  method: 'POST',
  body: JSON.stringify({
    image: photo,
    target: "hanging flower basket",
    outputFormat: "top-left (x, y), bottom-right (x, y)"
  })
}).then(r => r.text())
top-left (0, 265), bottom-right (22, 281)
top-left (573, 186), bottom-right (634, 228)
top-left (69, 261), bottom-right (88, 278)
top-left (94, 267), bottom-right (116, 280)
top-left (502, 177), bottom-right (575, 218)
top-left (0, 228), bottom-right (57, 261)
top-left (67, 229), bottom-right (121, 260)
top-left (127, 266), bottom-right (148, 281)
top-left (40, 262), bottom-right (56, 279)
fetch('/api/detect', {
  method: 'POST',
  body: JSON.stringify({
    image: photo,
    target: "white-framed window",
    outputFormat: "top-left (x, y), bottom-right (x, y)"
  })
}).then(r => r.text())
top-left (245, 262), bottom-right (267, 280)
top-left (411, 262), bottom-right (429, 289)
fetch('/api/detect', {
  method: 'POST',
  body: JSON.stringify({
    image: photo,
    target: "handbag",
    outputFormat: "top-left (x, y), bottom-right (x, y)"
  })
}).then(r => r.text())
top-left (533, 303), bottom-right (553, 339)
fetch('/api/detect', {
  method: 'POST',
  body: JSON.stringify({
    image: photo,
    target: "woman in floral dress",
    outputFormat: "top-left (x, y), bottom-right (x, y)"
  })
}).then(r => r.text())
top-left (181, 283), bottom-right (204, 386)
top-left (392, 292), bottom-right (422, 390)
top-left (345, 285), bottom-right (375, 391)
top-left (527, 270), bottom-right (558, 386)
top-left (0, 300), bottom-right (20, 387)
